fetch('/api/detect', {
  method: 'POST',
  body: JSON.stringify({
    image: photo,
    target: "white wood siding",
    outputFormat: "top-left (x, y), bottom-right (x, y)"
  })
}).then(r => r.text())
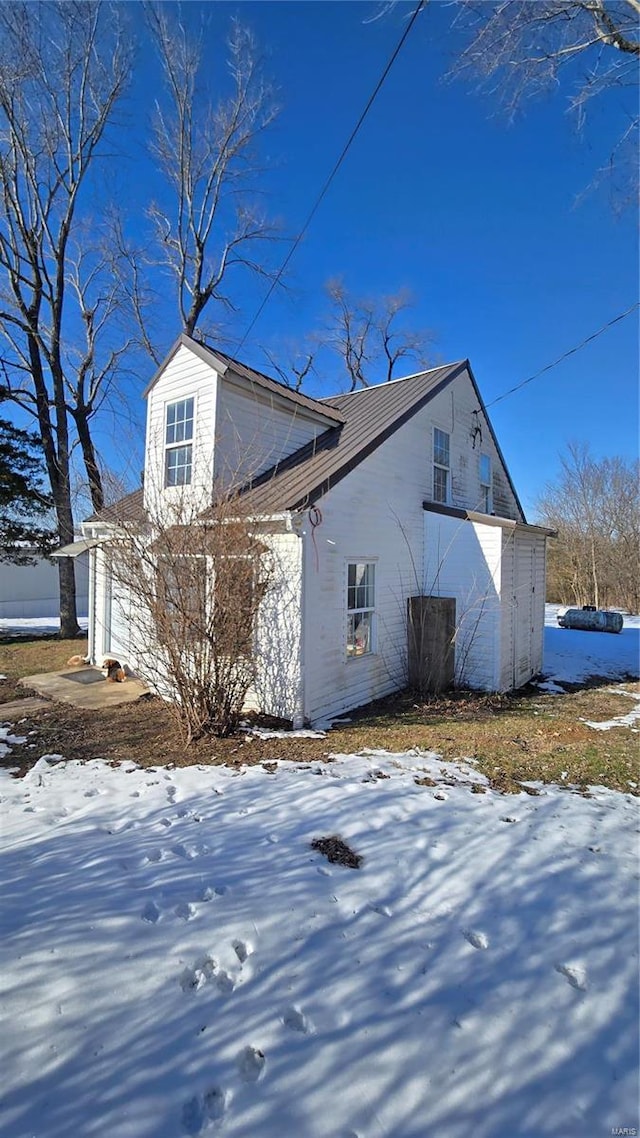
top-left (246, 529), bottom-right (303, 721)
top-left (215, 378), bottom-right (330, 488)
top-left (144, 344), bottom-right (218, 521)
top-left (499, 530), bottom-right (547, 689)
top-left (300, 403), bottom-right (438, 725)
top-left (425, 378), bottom-right (520, 520)
top-left (423, 513), bottom-right (503, 690)
top-left (499, 531), bottom-right (516, 691)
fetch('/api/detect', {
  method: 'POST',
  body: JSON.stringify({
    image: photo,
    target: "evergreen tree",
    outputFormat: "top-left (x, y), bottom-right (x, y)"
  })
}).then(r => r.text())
top-left (0, 414), bottom-right (54, 563)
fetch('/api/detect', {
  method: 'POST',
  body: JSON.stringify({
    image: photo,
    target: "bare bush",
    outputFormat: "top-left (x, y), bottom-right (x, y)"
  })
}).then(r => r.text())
top-left (112, 489), bottom-right (272, 741)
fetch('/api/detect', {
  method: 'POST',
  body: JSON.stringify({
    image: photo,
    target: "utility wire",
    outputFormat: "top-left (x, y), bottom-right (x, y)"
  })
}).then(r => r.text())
top-left (481, 301), bottom-right (639, 411)
top-left (236, 0), bottom-right (426, 352)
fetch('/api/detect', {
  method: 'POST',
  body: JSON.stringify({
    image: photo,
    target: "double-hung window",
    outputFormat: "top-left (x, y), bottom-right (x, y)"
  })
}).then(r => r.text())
top-left (346, 561), bottom-right (375, 657)
top-left (165, 397), bottom-right (194, 487)
top-left (433, 427), bottom-right (450, 504)
top-left (479, 453), bottom-right (492, 513)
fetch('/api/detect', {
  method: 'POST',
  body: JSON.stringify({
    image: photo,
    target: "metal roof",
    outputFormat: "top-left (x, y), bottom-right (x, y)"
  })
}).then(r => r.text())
top-left (85, 488), bottom-right (146, 526)
top-left (89, 355), bottom-right (528, 528)
top-left (237, 361), bottom-right (468, 515)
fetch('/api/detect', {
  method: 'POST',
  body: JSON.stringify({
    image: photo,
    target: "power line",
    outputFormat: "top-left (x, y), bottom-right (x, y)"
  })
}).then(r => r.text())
top-left (236, 0), bottom-right (426, 352)
top-left (482, 301), bottom-right (639, 411)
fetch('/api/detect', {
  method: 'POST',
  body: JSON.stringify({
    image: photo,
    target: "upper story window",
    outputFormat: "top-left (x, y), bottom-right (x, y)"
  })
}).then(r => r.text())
top-left (165, 397), bottom-right (194, 487)
top-left (433, 427), bottom-right (450, 504)
top-left (479, 453), bottom-right (492, 513)
top-left (347, 561), bottom-right (376, 657)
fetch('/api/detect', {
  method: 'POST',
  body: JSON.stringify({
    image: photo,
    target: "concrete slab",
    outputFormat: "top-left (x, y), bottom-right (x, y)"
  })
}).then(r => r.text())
top-left (19, 668), bottom-right (149, 710)
top-left (0, 696), bottom-right (51, 721)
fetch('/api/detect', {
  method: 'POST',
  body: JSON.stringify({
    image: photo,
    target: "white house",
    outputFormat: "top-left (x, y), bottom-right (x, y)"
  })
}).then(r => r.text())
top-left (74, 334), bottom-right (552, 726)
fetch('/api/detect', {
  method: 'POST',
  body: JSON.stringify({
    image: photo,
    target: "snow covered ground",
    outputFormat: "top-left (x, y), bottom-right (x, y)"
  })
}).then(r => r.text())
top-left (0, 615), bottom-right (88, 636)
top-left (0, 609), bottom-right (638, 1138)
top-left (542, 605), bottom-right (640, 688)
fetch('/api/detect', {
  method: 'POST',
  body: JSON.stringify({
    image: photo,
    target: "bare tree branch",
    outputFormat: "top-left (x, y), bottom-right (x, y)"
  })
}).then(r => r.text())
top-left (0, 2), bottom-right (131, 633)
top-left (323, 279), bottom-right (433, 390)
top-left (147, 7), bottom-right (281, 340)
top-left (448, 0), bottom-right (639, 205)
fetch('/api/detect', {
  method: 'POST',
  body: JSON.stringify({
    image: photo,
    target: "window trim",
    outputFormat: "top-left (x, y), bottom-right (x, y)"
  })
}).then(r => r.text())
top-left (346, 559), bottom-right (377, 660)
top-left (479, 452), bottom-right (492, 513)
top-left (164, 396), bottom-right (195, 488)
top-left (433, 426), bottom-right (450, 504)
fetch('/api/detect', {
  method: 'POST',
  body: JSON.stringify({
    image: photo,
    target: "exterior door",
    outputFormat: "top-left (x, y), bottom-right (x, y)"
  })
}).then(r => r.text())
top-left (513, 535), bottom-right (535, 688)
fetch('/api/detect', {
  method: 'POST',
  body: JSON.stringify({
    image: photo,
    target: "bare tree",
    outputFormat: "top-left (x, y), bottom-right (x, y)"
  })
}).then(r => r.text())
top-left (450, 1), bottom-right (639, 204)
top-left (0, 2), bottom-right (131, 634)
top-left (111, 488), bottom-right (272, 741)
top-left (537, 442), bottom-right (640, 611)
top-left (324, 280), bottom-right (432, 390)
top-left (262, 341), bottom-right (317, 392)
top-left (146, 8), bottom-right (280, 347)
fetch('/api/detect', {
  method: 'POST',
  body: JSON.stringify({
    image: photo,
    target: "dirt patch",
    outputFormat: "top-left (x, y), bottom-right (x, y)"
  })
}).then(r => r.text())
top-left (1, 635), bottom-right (638, 794)
top-left (311, 835), bottom-right (363, 869)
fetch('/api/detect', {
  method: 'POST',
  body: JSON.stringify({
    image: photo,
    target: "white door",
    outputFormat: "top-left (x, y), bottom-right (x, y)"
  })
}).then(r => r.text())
top-left (513, 535), bottom-right (535, 688)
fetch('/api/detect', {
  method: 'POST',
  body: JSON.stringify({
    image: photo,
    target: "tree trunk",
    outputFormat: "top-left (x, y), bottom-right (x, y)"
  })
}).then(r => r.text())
top-left (74, 408), bottom-right (104, 514)
top-left (57, 556), bottom-right (80, 639)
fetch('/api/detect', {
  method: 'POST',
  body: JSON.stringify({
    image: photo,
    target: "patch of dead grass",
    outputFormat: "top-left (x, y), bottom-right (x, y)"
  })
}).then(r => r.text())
top-left (1, 636), bottom-right (638, 794)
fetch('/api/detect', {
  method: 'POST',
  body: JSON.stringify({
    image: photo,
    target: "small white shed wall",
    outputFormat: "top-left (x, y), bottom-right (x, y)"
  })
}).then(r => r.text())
top-left (423, 513), bottom-right (503, 690)
top-left (0, 554), bottom-right (89, 620)
top-left (500, 530), bottom-right (547, 689)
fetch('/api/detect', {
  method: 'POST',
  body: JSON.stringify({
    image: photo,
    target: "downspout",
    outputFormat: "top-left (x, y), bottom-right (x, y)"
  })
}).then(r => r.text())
top-left (288, 511), bottom-right (307, 729)
top-left (87, 545), bottom-right (97, 664)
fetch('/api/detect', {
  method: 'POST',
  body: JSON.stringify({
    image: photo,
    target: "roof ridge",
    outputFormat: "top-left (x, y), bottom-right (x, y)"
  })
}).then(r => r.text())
top-left (319, 360), bottom-right (467, 400)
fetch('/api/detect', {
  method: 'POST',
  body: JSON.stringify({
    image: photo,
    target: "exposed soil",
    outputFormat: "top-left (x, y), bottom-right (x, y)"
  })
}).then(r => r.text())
top-left (1, 634), bottom-right (638, 794)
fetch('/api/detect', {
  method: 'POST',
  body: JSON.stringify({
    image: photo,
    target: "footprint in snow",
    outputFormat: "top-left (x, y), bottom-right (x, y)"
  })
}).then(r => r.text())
top-left (141, 901), bottom-right (161, 924)
top-left (233, 939), bottom-right (252, 964)
top-left (237, 1045), bottom-right (265, 1083)
top-left (182, 1087), bottom-right (226, 1134)
top-left (216, 969), bottom-right (236, 994)
top-left (282, 1005), bottom-right (310, 1034)
top-left (180, 955), bottom-right (217, 993)
top-left (462, 928), bottom-right (489, 950)
top-left (175, 902), bottom-right (197, 921)
top-left (555, 963), bottom-right (588, 991)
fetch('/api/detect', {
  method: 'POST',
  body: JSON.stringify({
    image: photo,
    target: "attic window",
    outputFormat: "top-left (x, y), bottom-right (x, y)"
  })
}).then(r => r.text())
top-left (433, 428), bottom-right (450, 504)
top-left (165, 397), bottom-right (194, 487)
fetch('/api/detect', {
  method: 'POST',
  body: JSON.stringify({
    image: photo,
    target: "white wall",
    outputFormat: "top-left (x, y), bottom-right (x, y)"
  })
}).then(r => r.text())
top-left (423, 513), bottom-right (503, 690)
top-left (215, 378), bottom-right (330, 488)
top-left (300, 401), bottom-right (437, 725)
top-left (144, 343), bottom-right (218, 522)
top-left (247, 528), bottom-right (304, 722)
top-left (0, 553), bottom-right (89, 620)
top-left (422, 375), bottom-right (521, 520)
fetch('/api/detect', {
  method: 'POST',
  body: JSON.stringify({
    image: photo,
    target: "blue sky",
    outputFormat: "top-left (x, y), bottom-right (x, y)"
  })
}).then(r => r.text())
top-left (101, 0), bottom-right (638, 520)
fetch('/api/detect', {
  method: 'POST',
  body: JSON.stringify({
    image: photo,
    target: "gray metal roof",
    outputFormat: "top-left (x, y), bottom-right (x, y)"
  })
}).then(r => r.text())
top-left (89, 355), bottom-right (527, 528)
top-left (85, 488), bottom-right (146, 526)
top-left (237, 361), bottom-right (468, 515)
